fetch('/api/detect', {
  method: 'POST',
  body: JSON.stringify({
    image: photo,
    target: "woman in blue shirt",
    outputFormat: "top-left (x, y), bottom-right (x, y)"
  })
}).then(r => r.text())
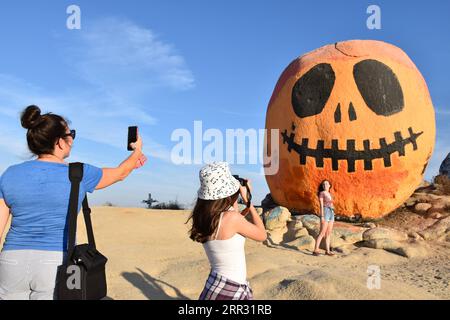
top-left (0, 105), bottom-right (147, 300)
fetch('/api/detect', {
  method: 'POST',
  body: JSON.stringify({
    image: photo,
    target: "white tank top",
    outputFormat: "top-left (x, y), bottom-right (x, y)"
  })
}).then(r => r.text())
top-left (202, 209), bottom-right (247, 284)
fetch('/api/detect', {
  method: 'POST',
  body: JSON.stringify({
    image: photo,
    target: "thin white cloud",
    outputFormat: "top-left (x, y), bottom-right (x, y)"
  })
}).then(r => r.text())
top-left (70, 17), bottom-right (195, 93)
top-left (435, 107), bottom-right (450, 116)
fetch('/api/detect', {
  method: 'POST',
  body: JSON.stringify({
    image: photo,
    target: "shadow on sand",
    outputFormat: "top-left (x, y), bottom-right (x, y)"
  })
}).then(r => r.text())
top-left (122, 268), bottom-right (190, 300)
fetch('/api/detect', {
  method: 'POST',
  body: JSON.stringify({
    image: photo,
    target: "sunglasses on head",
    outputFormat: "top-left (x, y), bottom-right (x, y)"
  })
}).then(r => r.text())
top-left (62, 129), bottom-right (76, 140)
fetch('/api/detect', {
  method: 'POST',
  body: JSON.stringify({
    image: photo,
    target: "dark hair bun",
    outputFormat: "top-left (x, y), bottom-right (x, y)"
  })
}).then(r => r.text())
top-left (21, 105), bottom-right (42, 129)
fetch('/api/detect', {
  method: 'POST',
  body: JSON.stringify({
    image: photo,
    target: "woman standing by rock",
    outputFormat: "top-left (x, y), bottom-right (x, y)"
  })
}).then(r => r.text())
top-left (0, 105), bottom-right (147, 300)
top-left (313, 180), bottom-right (335, 256)
top-left (187, 162), bottom-right (266, 300)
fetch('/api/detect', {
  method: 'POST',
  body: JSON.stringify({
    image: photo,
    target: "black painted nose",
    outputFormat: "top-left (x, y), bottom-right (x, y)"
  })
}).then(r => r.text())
top-left (348, 102), bottom-right (357, 121)
top-left (334, 102), bottom-right (358, 123)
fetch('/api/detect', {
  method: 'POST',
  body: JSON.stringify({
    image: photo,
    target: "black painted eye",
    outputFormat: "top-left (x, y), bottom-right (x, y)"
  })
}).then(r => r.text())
top-left (291, 63), bottom-right (335, 118)
top-left (353, 59), bottom-right (404, 116)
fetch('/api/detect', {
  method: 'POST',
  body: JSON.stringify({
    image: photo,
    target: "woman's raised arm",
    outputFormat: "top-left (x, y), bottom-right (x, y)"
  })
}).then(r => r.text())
top-left (96, 135), bottom-right (146, 190)
top-left (234, 206), bottom-right (267, 242)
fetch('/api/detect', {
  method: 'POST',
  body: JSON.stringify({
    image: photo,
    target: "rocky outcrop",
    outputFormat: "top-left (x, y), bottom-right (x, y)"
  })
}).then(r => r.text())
top-left (297, 215), bottom-right (321, 237)
top-left (263, 206), bottom-right (291, 230)
top-left (261, 193), bottom-right (278, 212)
top-left (439, 152), bottom-right (450, 177)
top-left (362, 227), bottom-right (408, 242)
top-left (362, 238), bottom-right (428, 258)
top-left (296, 214), bottom-right (368, 248)
top-left (433, 175), bottom-right (450, 195)
top-left (265, 213), bottom-right (369, 252)
top-left (285, 235), bottom-right (316, 251)
top-left (418, 216), bottom-right (450, 241)
top-left (406, 193), bottom-right (450, 212)
top-left (413, 203), bottom-right (432, 214)
top-left (261, 188), bottom-right (449, 257)
top-left (263, 206), bottom-right (292, 244)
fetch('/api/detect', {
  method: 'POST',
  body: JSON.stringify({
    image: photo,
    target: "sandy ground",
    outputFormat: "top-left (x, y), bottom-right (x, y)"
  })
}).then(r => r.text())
top-left (1, 206), bottom-right (449, 300)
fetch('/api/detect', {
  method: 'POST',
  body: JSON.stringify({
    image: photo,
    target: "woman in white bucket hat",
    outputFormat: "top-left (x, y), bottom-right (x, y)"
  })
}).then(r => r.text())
top-left (187, 162), bottom-right (266, 300)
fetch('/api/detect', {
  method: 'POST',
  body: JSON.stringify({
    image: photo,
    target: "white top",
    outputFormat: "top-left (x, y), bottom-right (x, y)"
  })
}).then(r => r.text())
top-left (202, 209), bottom-right (247, 284)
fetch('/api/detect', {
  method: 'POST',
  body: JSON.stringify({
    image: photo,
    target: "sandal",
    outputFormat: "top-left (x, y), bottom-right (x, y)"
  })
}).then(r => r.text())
top-left (325, 251), bottom-right (335, 256)
top-left (312, 251), bottom-right (321, 256)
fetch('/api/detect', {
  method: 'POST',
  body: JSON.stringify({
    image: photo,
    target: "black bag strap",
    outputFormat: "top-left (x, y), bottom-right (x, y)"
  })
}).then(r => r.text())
top-left (67, 162), bottom-right (97, 258)
top-left (82, 197), bottom-right (96, 248)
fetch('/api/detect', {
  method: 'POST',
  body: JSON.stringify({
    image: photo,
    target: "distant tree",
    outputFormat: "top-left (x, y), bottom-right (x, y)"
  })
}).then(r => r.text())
top-left (151, 200), bottom-right (184, 210)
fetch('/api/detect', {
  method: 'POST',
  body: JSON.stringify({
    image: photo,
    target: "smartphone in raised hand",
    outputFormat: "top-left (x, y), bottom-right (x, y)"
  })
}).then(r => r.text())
top-left (127, 126), bottom-right (138, 151)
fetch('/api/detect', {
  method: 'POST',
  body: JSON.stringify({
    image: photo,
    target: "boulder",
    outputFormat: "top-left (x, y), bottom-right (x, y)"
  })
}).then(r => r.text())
top-left (362, 238), bottom-right (426, 258)
top-left (408, 232), bottom-right (424, 241)
top-left (388, 244), bottom-right (428, 258)
top-left (285, 235), bottom-right (315, 251)
top-left (330, 235), bottom-right (347, 249)
top-left (363, 238), bottom-right (402, 250)
top-left (426, 211), bottom-right (443, 220)
top-left (296, 215), bottom-right (367, 245)
top-left (297, 214), bottom-right (321, 237)
top-left (425, 193), bottom-right (443, 201)
top-left (433, 175), bottom-right (450, 195)
top-left (333, 245), bottom-right (352, 254)
top-left (411, 193), bottom-right (433, 203)
top-left (431, 197), bottom-right (450, 210)
top-left (418, 216), bottom-right (450, 241)
top-left (418, 180), bottom-right (431, 188)
top-left (263, 206), bottom-right (291, 231)
top-left (358, 222), bottom-right (377, 229)
top-left (333, 222), bottom-right (367, 243)
top-left (282, 219), bottom-right (304, 243)
top-left (267, 228), bottom-right (288, 244)
top-left (287, 218), bottom-right (303, 230)
top-left (404, 197), bottom-right (418, 207)
top-left (314, 233), bottom-right (349, 250)
top-left (439, 152), bottom-right (450, 177)
top-left (294, 228), bottom-right (309, 238)
top-left (268, 225), bottom-right (311, 246)
top-left (263, 206), bottom-right (292, 244)
top-left (261, 193), bottom-right (278, 211)
top-left (413, 202), bottom-right (432, 214)
top-left (362, 227), bottom-right (408, 242)
top-left (265, 40), bottom-right (435, 221)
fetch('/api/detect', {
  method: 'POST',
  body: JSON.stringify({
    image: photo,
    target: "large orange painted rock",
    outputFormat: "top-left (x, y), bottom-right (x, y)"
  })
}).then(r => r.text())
top-left (264, 40), bottom-right (435, 219)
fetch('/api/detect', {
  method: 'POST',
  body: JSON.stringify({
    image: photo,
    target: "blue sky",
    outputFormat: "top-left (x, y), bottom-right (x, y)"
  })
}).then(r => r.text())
top-left (0, 0), bottom-right (449, 207)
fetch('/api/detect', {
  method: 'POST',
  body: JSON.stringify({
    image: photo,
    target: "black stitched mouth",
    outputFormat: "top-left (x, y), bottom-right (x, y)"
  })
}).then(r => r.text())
top-left (281, 123), bottom-right (423, 173)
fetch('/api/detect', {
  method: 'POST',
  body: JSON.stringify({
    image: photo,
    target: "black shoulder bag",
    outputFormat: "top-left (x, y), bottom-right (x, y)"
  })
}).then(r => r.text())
top-left (56, 162), bottom-right (108, 300)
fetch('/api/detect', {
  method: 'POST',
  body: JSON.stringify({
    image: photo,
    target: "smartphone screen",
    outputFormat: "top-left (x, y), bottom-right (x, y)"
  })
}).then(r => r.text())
top-left (127, 126), bottom-right (138, 151)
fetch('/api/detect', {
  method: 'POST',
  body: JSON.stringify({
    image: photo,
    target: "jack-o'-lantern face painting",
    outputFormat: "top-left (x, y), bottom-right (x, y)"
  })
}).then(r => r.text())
top-left (264, 40), bottom-right (435, 219)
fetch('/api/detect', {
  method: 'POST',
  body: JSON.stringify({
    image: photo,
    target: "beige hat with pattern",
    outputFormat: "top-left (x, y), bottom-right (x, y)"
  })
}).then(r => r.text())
top-left (197, 162), bottom-right (241, 200)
